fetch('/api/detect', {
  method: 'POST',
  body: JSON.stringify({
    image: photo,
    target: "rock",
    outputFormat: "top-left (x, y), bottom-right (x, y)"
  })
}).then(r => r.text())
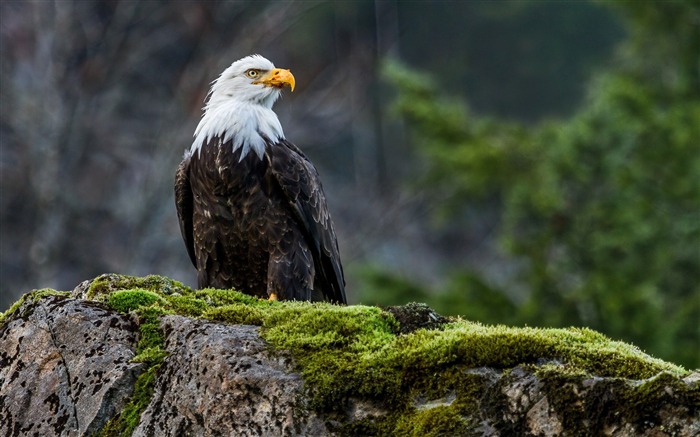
top-left (132, 316), bottom-right (330, 437)
top-left (0, 294), bottom-right (142, 437)
top-left (384, 302), bottom-right (448, 334)
top-left (1, 275), bottom-right (699, 436)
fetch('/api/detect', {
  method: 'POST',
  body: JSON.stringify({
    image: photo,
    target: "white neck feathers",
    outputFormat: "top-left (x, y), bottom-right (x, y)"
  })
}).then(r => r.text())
top-left (190, 100), bottom-right (284, 161)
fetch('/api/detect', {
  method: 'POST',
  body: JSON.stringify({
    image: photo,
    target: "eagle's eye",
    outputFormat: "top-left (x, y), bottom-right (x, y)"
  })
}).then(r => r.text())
top-left (245, 69), bottom-right (260, 79)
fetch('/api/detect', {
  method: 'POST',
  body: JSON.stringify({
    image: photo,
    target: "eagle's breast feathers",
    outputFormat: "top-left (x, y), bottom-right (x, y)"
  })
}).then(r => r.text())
top-left (175, 55), bottom-right (345, 304)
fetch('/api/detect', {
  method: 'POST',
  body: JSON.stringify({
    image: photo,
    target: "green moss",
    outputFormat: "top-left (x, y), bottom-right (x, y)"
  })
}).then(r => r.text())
top-left (86, 273), bottom-right (190, 300)
top-left (86, 275), bottom-right (691, 435)
top-left (205, 303), bottom-right (267, 325)
top-left (7, 274), bottom-right (692, 436)
top-left (258, 309), bottom-right (686, 434)
top-left (132, 306), bottom-right (169, 363)
top-left (0, 289), bottom-right (70, 326)
top-left (260, 304), bottom-right (401, 410)
top-left (394, 405), bottom-right (473, 437)
top-left (620, 371), bottom-right (700, 427)
top-left (535, 365), bottom-right (700, 434)
top-left (166, 294), bottom-right (208, 317)
top-left (97, 364), bottom-right (161, 437)
top-left (98, 289), bottom-right (173, 436)
top-left (107, 290), bottom-right (164, 313)
top-left (383, 322), bottom-right (683, 379)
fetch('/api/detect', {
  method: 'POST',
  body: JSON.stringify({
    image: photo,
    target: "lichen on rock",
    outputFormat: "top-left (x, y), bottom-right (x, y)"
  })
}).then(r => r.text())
top-left (0, 292), bottom-right (143, 436)
top-left (1, 273), bottom-right (699, 436)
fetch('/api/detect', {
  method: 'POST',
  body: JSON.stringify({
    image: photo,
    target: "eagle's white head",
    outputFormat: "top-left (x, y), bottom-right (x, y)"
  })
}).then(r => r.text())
top-left (190, 54), bottom-right (296, 160)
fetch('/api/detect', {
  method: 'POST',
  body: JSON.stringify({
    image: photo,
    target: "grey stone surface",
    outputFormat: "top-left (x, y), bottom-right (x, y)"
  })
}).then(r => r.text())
top-left (132, 316), bottom-right (331, 437)
top-left (0, 295), bottom-right (142, 437)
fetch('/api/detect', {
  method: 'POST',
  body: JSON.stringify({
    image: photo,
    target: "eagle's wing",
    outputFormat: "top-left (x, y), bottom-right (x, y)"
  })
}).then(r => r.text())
top-left (175, 153), bottom-right (197, 267)
top-left (267, 140), bottom-right (347, 304)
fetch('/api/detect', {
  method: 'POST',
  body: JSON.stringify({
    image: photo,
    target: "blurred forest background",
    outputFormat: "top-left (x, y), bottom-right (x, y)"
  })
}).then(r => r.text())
top-left (1, 1), bottom-right (698, 368)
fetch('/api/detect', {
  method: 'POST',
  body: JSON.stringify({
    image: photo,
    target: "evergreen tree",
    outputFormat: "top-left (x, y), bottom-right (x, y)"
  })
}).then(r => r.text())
top-left (377, 1), bottom-right (700, 368)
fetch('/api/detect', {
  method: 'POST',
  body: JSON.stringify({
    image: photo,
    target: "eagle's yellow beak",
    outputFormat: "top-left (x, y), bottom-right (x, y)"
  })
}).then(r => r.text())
top-left (254, 68), bottom-right (295, 92)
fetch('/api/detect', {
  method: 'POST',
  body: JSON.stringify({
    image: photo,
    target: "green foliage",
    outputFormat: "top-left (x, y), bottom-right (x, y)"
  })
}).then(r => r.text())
top-left (380, 2), bottom-right (700, 368)
top-left (441, 273), bottom-right (518, 324)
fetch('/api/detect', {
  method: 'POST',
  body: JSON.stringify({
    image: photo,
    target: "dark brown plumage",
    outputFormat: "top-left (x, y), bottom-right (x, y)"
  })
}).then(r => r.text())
top-left (175, 137), bottom-right (346, 304)
top-left (175, 55), bottom-right (345, 303)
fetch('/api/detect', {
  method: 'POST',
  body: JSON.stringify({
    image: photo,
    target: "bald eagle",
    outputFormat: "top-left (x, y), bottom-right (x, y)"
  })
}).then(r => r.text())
top-left (175, 55), bottom-right (346, 304)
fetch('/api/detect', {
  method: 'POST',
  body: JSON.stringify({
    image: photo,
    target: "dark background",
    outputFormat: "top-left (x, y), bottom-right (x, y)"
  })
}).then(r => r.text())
top-left (2, 1), bottom-right (698, 368)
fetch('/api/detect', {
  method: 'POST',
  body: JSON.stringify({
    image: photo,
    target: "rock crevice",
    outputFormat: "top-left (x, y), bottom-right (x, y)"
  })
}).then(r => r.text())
top-left (1, 294), bottom-right (143, 437)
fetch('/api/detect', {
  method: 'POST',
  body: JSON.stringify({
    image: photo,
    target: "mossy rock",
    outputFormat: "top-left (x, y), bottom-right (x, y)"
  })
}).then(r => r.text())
top-left (2, 274), bottom-right (698, 436)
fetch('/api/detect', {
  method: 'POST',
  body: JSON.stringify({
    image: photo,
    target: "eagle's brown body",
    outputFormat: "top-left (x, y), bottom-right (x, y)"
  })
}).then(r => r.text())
top-left (175, 55), bottom-right (345, 303)
top-left (175, 136), bottom-right (346, 304)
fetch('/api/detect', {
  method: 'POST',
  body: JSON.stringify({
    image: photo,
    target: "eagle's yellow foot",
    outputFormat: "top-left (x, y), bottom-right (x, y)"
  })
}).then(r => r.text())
top-left (268, 293), bottom-right (278, 301)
